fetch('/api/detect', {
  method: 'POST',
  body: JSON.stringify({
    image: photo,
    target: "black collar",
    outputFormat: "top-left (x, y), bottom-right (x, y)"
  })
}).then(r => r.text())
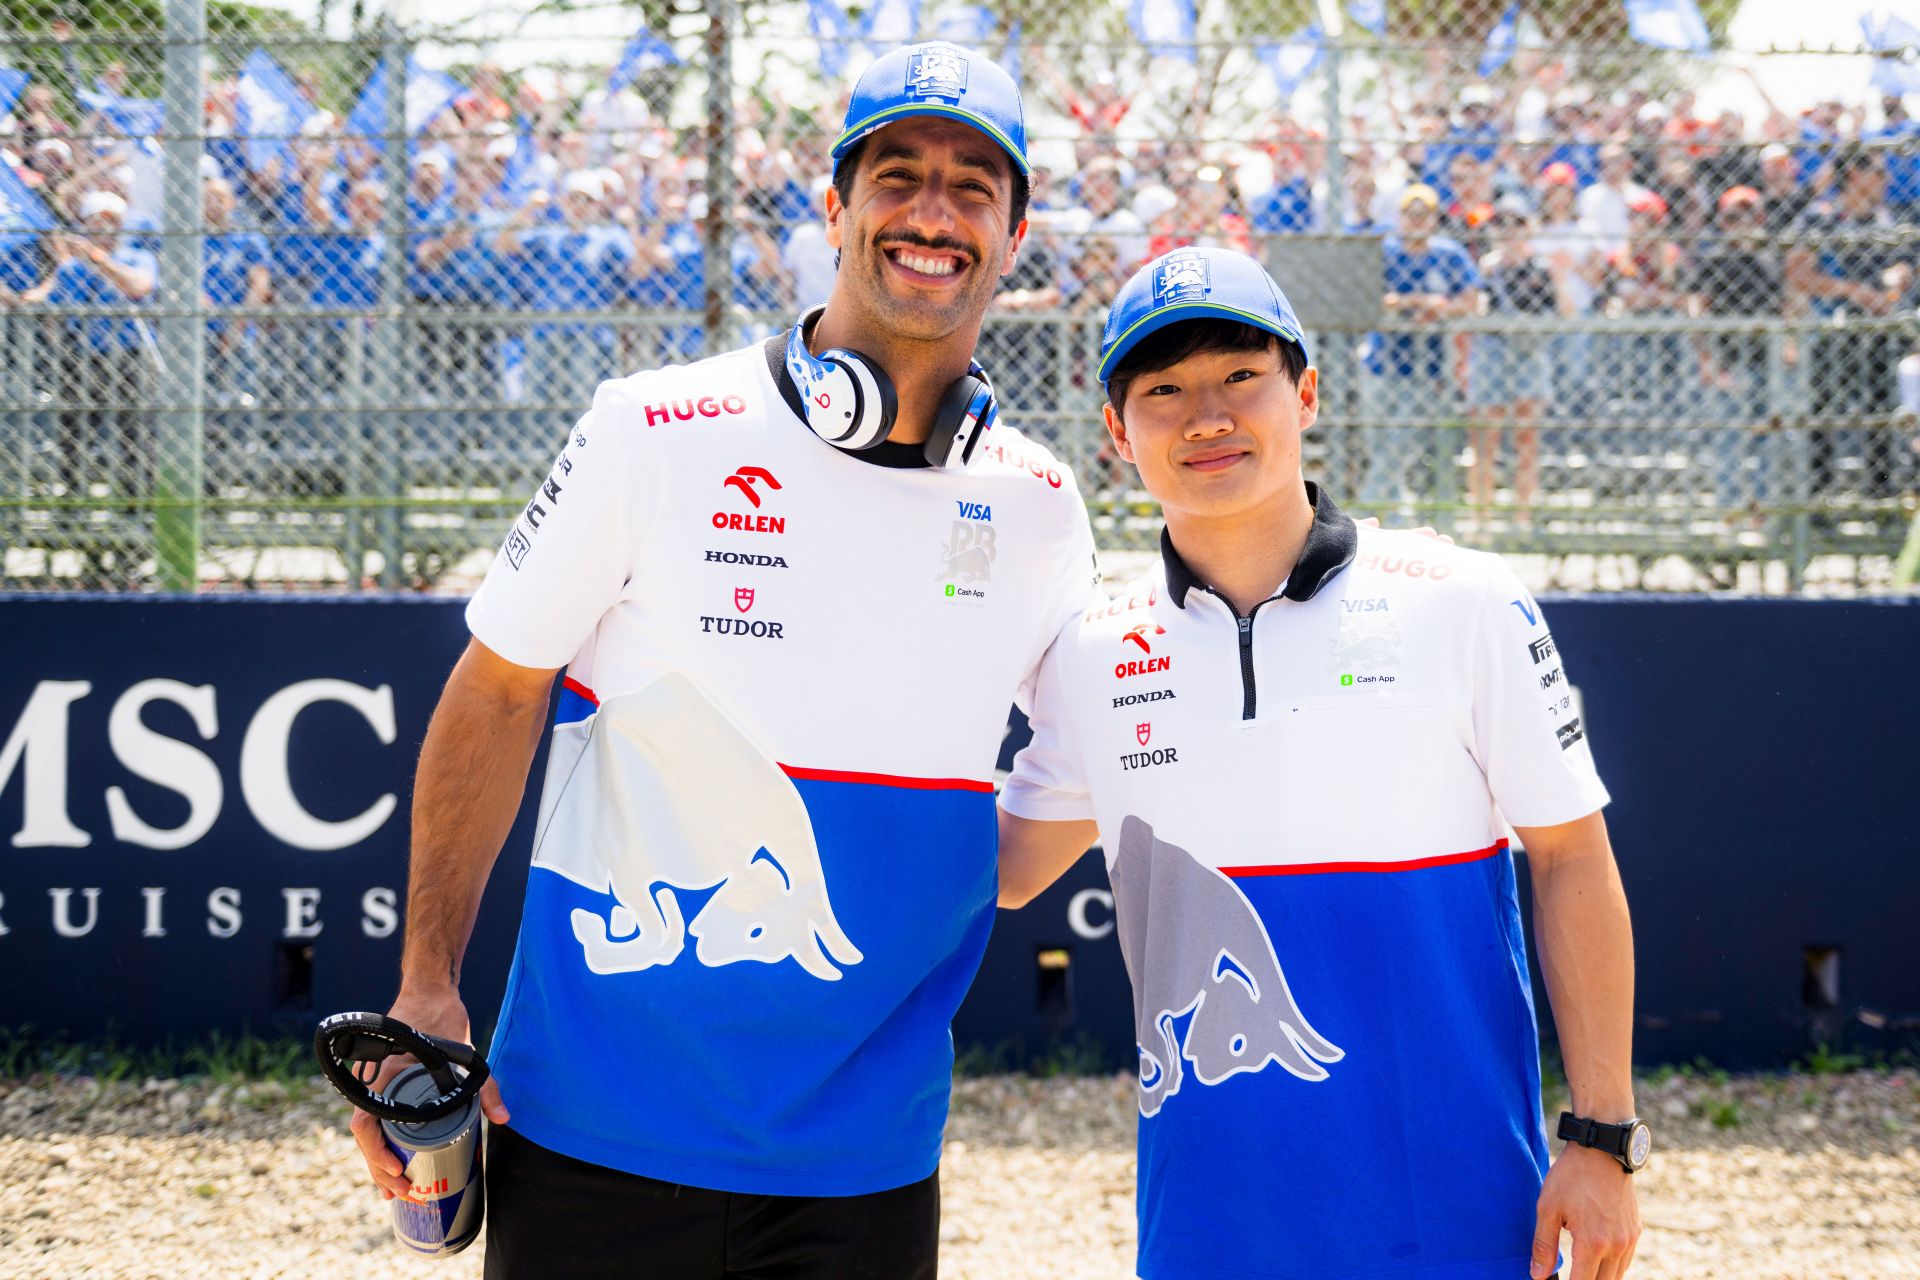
top-left (761, 332), bottom-right (931, 470)
top-left (1162, 482), bottom-right (1358, 609)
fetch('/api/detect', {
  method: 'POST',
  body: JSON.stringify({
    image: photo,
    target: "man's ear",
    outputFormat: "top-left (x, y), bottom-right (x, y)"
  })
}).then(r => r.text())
top-left (1103, 400), bottom-right (1135, 464)
top-left (824, 182), bottom-right (843, 251)
top-left (999, 216), bottom-right (1028, 279)
top-left (1296, 366), bottom-right (1319, 434)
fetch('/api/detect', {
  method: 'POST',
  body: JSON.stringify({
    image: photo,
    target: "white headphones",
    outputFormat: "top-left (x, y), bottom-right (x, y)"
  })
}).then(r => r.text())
top-left (782, 306), bottom-right (1000, 469)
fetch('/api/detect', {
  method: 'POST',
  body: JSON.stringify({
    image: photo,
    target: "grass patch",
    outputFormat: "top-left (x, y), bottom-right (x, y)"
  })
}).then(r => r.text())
top-left (0, 1026), bottom-right (315, 1085)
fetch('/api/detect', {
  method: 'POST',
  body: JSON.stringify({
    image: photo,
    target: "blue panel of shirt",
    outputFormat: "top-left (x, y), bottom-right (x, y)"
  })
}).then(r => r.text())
top-left (1368, 236), bottom-right (1480, 379)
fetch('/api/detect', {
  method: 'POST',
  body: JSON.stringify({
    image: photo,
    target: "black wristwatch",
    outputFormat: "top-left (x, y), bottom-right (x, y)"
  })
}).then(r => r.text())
top-left (1557, 1111), bottom-right (1652, 1174)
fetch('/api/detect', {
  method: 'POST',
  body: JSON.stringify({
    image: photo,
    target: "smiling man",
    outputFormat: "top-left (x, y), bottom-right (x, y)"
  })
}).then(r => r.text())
top-left (997, 248), bottom-right (1646, 1280)
top-left (345, 44), bottom-right (1100, 1279)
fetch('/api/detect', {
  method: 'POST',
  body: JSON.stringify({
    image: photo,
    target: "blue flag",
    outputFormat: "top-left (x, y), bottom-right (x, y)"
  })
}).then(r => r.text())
top-left (1131, 0), bottom-right (1197, 63)
top-left (0, 163), bottom-right (54, 233)
top-left (1348, 0), bottom-right (1387, 37)
top-left (1624, 0), bottom-right (1710, 53)
top-left (1861, 10), bottom-right (1920, 97)
top-left (0, 65), bottom-right (26, 117)
top-left (236, 48), bottom-right (312, 174)
top-left (345, 56), bottom-right (464, 150)
top-left (808, 0), bottom-right (857, 78)
top-left (1003, 20), bottom-right (1023, 88)
top-left (609, 25), bottom-right (680, 95)
top-left (863, 0), bottom-right (921, 52)
top-left (79, 88), bottom-right (165, 139)
top-left (1257, 26), bottom-right (1323, 103)
top-left (1479, 2), bottom-right (1519, 76)
top-left (937, 5), bottom-right (996, 45)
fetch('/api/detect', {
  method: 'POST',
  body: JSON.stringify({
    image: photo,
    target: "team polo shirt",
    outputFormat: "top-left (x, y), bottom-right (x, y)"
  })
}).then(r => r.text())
top-left (466, 339), bottom-right (1097, 1195)
top-left (1003, 486), bottom-right (1609, 1280)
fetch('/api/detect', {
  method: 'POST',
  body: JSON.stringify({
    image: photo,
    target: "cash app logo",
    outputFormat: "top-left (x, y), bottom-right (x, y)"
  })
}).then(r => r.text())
top-left (1339, 674), bottom-right (1354, 687)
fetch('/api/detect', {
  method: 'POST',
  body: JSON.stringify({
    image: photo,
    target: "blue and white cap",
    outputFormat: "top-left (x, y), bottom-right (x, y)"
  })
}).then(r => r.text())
top-left (1098, 247), bottom-right (1310, 386)
top-left (832, 42), bottom-right (1030, 177)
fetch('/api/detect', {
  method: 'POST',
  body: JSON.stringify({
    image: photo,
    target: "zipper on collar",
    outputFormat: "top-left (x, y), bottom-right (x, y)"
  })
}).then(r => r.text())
top-left (1202, 588), bottom-right (1273, 721)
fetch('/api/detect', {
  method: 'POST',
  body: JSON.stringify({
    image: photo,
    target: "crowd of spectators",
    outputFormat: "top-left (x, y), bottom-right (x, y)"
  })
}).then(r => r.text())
top-left (0, 34), bottom-right (1915, 523)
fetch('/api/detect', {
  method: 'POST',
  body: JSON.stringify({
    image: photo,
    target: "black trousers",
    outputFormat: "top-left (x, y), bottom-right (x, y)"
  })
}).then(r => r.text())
top-left (483, 1124), bottom-right (939, 1280)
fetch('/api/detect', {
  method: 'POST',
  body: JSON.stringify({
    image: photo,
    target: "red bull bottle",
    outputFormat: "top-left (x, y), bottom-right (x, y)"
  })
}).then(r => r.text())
top-left (314, 1012), bottom-right (489, 1257)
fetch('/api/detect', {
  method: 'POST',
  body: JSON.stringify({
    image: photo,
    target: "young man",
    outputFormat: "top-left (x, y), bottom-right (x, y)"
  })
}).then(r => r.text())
top-left (998, 247), bottom-right (1645, 1280)
top-left (348, 43), bottom-right (1098, 1278)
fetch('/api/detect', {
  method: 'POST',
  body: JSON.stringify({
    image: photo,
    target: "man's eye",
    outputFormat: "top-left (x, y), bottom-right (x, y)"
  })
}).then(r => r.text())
top-left (1226, 369), bottom-right (1258, 383)
top-left (1146, 383), bottom-right (1180, 396)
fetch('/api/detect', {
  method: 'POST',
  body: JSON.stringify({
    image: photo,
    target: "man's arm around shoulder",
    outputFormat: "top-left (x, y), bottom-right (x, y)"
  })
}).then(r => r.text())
top-left (1517, 809), bottom-right (1642, 1280)
top-left (348, 637), bottom-right (554, 1199)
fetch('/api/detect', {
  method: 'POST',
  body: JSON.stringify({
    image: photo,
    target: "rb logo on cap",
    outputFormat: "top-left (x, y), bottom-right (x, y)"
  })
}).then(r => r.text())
top-left (1154, 251), bottom-right (1212, 306)
top-left (906, 49), bottom-right (969, 101)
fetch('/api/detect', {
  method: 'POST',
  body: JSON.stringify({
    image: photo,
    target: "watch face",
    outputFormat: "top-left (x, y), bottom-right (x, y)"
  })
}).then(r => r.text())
top-left (1628, 1121), bottom-right (1652, 1168)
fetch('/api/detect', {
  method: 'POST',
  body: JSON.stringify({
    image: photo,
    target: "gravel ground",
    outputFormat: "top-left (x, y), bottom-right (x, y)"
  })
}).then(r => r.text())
top-left (1, 1069), bottom-right (1916, 1280)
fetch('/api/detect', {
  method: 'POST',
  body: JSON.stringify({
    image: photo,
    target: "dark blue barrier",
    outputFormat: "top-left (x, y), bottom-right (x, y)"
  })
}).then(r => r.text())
top-left (1, 595), bottom-right (1915, 1070)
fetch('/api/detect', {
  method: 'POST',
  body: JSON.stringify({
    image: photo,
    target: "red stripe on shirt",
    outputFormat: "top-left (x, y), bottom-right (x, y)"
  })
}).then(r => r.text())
top-left (778, 765), bottom-right (995, 794)
top-left (561, 676), bottom-right (599, 705)
top-left (1221, 839), bottom-right (1508, 879)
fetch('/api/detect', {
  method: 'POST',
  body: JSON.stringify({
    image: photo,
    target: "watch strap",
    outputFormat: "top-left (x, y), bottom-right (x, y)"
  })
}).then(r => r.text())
top-left (1557, 1111), bottom-right (1638, 1166)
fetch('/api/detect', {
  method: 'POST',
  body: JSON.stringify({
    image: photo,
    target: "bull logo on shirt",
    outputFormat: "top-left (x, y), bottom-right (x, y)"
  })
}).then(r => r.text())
top-left (530, 671), bottom-right (863, 982)
top-left (937, 517), bottom-right (996, 583)
top-left (1112, 816), bottom-right (1342, 1118)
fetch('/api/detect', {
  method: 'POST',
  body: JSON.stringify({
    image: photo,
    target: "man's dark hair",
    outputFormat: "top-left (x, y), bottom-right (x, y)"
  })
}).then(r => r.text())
top-left (1832, 145), bottom-right (1884, 190)
top-left (1106, 319), bottom-right (1309, 414)
top-left (831, 136), bottom-right (1032, 233)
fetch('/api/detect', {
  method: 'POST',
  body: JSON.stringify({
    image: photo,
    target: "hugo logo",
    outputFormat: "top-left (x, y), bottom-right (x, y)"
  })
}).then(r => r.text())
top-left (723, 466), bottom-right (781, 508)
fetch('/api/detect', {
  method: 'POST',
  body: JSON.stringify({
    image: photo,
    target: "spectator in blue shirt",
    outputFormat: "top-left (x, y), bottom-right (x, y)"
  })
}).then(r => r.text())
top-left (496, 170), bottom-right (648, 406)
top-left (1360, 184), bottom-right (1483, 511)
top-left (1869, 95), bottom-right (1920, 217)
top-left (200, 175), bottom-right (270, 405)
top-left (3, 190), bottom-right (156, 501)
top-left (410, 160), bottom-right (515, 412)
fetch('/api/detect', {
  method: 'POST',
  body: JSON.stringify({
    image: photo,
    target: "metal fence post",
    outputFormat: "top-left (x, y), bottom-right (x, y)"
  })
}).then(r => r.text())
top-left (703, 0), bottom-right (736, 358)
top-left (375, 23), bottom-right (409, 588)
top-left (155, 0), bottom-right (208, 590)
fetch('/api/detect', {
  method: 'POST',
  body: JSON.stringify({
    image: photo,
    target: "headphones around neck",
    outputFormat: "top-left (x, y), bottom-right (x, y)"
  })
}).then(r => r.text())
top-left (782, 306), bottom-right (1000, 469)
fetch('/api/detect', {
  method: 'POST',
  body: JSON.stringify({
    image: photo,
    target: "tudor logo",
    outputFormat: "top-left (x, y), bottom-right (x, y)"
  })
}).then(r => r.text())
top-left (734, 587), bottom-right (755, 613)
top-left (723, 466), bottom-right (781, 508)
top-left (1136, 722), bottom-right (1152, 746)
top-left (1122, 622), bottom-right (1165, 654)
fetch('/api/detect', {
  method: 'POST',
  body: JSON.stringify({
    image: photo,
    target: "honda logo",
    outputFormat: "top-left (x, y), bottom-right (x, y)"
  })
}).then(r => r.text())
top-left (722, 466), bottom-right (781, 508)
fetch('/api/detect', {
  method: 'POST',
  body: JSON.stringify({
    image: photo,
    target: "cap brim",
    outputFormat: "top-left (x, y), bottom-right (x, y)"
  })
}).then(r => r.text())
top-left (1098, 302), bottom-right (1307, 384)
top-left (831, 104), bottom-right (1031, 176)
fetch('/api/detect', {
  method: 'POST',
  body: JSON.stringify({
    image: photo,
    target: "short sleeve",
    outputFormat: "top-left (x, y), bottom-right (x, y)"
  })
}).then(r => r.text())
top-left (1469, 559), bottom-right (1610, 830)
top-left (464, 389), bottom-right (639, 671)
top-left (1013, 474), bottom-right (1101, 717)
top-left (1002, 618), bottom-right (1096, 823)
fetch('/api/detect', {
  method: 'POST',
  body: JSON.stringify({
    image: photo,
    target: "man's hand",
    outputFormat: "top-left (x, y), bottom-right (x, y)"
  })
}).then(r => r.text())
top-left (347, 987), bottom-right (509, 1201)
top-left (1530, 1142), bottom-right (1641, 1280)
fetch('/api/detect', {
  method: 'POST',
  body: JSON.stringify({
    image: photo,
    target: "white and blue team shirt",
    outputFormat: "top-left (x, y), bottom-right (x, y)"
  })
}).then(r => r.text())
top-left (1003, 486), bottom-right (1610, 1280)
top-left (465, 339), bottom-right (1096, 1196)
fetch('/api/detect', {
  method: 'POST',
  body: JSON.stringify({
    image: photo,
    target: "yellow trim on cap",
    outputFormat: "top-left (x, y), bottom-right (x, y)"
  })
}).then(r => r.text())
top-left (1097, 302), bottom-right (1305, 380)
top-left (831, 103), bottom-right (1031, 175)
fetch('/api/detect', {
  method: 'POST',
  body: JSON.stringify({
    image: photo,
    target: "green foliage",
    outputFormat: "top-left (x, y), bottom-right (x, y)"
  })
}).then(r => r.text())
top-left (1798, 1042), bottom-right (1866, 1076)
top-left (1030, 1033), bottom-right (1112, 1078)
top-left (0, 1026), bottom-right (314, 1084)
top-left (1705, 1097), bottom-right (1743, 1128)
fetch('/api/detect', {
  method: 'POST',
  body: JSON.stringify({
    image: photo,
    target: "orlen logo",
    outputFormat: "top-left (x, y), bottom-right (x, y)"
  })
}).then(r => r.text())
top-left (714, 466), bottom-right (785, 534)
top-left (643, 395), bottom-right (748, 427)
top-left (1115, 623), bottom-right (1172, 679)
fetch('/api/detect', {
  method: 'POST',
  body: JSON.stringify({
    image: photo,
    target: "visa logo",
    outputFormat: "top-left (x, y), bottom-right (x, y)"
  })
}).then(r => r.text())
top-left (1342, 597), bottom-right (1390, 613)
top-left (956, 501), bottom-right (992, 521)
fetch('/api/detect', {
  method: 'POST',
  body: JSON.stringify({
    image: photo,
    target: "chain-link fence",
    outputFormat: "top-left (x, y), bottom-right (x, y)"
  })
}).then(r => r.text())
top-left (1, 0), bottom-right (1916, 593)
